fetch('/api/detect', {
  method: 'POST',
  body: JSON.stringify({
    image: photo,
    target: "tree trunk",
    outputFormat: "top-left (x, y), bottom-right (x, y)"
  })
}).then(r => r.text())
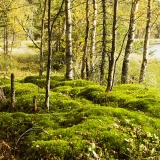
top-left (10, 29), bottom-right (15, 54)
top-left (39, 0), bottom-right (47, 76)
top-left (121, 0), bottom-right (139, 84)
top-left (0, 88), bottom-right (6, 102)
top-left (81, 0), bottom-right (90, 79)
top-left (4, 26), bottom-right (9, 55)
top-left (33, 96), bottom-right (37, 112)
top-left (139, 0), bottom-right (151, 83)
top-left (4, 27), bottom-right (6, 55)
top-left (56, 20), bottom-right (61, 52)
top-left (100, 0), bottom-right (107, 85)
top-left (11, 73), bottom-right (15, 109)
top-left (106, 0), bottom-right (118, 92)
top-left (45, 0), bottom-right (52, 112)
top-left (90, 0), bottom-right (97, 76)
top-left (65, 0), bottom-right (74, 80)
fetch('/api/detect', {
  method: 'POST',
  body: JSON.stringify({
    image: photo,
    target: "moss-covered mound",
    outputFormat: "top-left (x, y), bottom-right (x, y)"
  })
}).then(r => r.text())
top-left (0, 76), bottom-right (160, 159)
top-left (1, 108), bottom-right (160, 159)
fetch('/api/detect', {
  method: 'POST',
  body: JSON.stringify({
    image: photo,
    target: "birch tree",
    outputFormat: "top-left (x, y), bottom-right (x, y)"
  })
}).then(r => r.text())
top-left (139, 0), bottom-right (152, 83)
top-left (81, 0), bottom-right (90, 79)
top-left (106, 0), bottom-right (118, 92)
top-left (39, 0), bottom-right (47, 76)
top-left (90, 0), bottom-right (97, 76)
top-left (121, 0), bottom-right (140, 84)
top-left (65, 0), bottom-right (74, 80)
top-left (45, 0), bottom-right (52, 111)
top-left (45, 0), bottom-right (65, 111)
top-left (100, 0), bottom-right (107, 84)
top-left (0, 0), bottom-right (23, 55)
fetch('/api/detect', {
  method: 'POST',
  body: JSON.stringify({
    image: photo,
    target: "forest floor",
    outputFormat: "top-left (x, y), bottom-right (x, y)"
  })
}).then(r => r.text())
top-left (0, 75), bottom-right (160, 159)
top-left (0, 40), bottom-right (160, 159)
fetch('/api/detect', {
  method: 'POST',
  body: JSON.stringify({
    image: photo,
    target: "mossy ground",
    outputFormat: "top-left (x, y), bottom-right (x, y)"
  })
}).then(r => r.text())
top-left (0, 75), bottom-right (160, 159)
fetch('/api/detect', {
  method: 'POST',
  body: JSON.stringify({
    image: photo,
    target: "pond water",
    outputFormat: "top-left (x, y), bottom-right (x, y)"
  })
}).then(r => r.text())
top-left (148, 44), bottom-right (160, 59)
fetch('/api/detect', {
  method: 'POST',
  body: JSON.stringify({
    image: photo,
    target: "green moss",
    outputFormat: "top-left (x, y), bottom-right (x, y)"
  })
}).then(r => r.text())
top-left (24, 76), bottom-right (95, 89)
top-left (78, 85), bottom-right (106, 104)
top-left (1, 76), bottom-right (160, 159)
top-left (52, 85), bottom-right (73, 94)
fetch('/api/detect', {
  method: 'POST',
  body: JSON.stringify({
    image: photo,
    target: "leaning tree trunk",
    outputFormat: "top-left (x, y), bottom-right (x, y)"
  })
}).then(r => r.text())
top-left (121, 0), bottom-right (139, 84)
top-left (100, 0), bottom-right (107, 84)
top-left (45, 0), bottom-right (52, 111)
top-left (39, 0), bottom-right (47, 76)
top-left (90, 0), bottom-right (97, 76)
top-left (81, 0), bottom-right (90, 79)
top-left (65, 0), bottom-right (74, 80)
top-left (139, 0), bottom-right (152, 83)
top-left (106, 0), bottom-right (118, 92)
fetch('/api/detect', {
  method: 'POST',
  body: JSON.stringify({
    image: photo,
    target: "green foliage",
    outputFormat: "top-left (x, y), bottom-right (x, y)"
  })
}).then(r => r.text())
top-left (0, 55), bottom-right (18, 71)
top-left (132, 40), bottom-right (143, 54)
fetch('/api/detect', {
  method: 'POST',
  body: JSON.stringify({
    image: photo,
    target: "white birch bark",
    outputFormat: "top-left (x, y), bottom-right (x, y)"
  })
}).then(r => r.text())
top-left (139, 0), bottom-right (152, 83)
top-left (121, 0), bottom-right (139, 84)
top-left (65, 0), bottom-right (74, 80)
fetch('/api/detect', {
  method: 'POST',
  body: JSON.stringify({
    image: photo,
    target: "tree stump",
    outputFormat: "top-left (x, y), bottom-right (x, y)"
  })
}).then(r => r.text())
top-left (0, 87), bottom-right (6, 102)
top-left (33, 96), bottom-right (37, 112)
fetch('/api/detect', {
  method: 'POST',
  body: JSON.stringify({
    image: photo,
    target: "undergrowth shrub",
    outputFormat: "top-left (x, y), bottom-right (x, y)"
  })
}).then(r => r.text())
top-left (0, 55), bottom-right (18, 71)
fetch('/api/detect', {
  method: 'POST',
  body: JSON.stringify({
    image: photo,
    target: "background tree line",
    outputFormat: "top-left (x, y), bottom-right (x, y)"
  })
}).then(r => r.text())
top-left (0, 0), bottom-right (160, 110)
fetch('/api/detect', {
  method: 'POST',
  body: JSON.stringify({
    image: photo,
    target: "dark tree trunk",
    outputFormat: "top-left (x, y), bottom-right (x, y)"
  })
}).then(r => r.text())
top-left (106, 0), bottom-right (118, 92)
top-left (11, 73), bottom-right (15, 109)
top-left (81, 0), bottom-right (89, 79)
top-left (100, 0), bottom-right (107, 85)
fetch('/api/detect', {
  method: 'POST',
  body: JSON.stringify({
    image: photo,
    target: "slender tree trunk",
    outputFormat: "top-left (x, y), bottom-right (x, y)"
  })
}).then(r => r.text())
top-left (4, 26), bottom-right (8, 55)
top-left (39, 0), bottom-right (47, 76)
top-left (45, 0), bottom-right (52, 111)
top-left (86, 57), bottom-right (89, 80)
top-left (10, 29), bottom-right (15, 54)
top-left (139, 0), bottom-right (151, 83)
top-left (81, 0), bottom-right (90, 79)
top-left (6, 25), bottom-right (8, 55)
top-left (56, 20), bottom-right (61, 52)
top-left (4, 27), bottom-right (6, 55)
top-left (11, 73), bottom-right (15, 110)
top-left (106, 0), bottom-right (118, 92)
top-left (100, 0), bottom-right (107, 85)
top-left (90, 0), bottom-right (97, 76)
top-left (121, 0), bottom-right (139, 84)
top-left (65, 0), bottom-right (74, 80)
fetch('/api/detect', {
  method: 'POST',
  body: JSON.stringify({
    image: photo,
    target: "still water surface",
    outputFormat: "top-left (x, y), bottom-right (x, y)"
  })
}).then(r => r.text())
top-left (149, 44), bottom-right (160, 59)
